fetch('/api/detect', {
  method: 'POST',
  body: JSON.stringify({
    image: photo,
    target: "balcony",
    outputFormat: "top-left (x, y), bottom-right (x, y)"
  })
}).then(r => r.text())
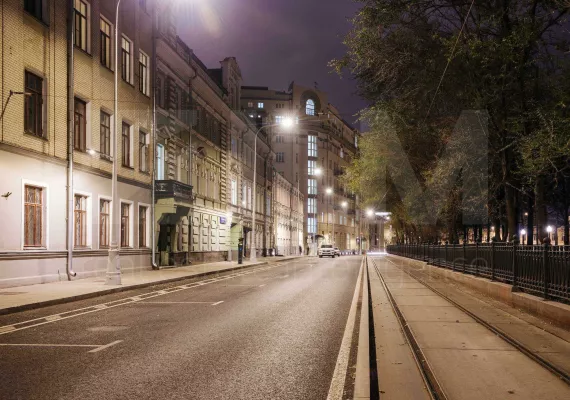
top-left (155, 180), bottom-right (193, 203)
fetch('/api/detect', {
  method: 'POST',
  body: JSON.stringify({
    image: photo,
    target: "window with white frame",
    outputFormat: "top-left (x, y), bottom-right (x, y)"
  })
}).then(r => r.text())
top-left (276, 135), bottom-right (284, 143)
top-left (74, 194), bottom-right (88, 248)
top-left (247, 186), bottom-right (252, 209)
top-left (139, 131), bottom-right (149, 172)
top-left (23, 184), bottom-right (46, 248)
top-left (308, 179), bottom-right (317, 195)
top-left (99, 199), bottom-right (110, 248)
top-left (231, 179), bottom-right (238, 205)
top-left (307, 198), bottom-right (316, 214)
top-left (308, 135), bottom-right (317, 157)
top-left (139, 51), bottom-right (149, 96)
top-left (247, 101), bottom-right (253, 108)
top-left (74, 0), bottom-right (89, 52)
top-left (121, 35), bottom-right (133, 84)
top-left (242, 183), bottom-right (247, 207)
top-left (276, 152), bottom-right (285, 163)
top-left (257, 102), bottom-right (264, 109)
top-left (156, 144), bottom-right (165, 180)
top-left (275, 115), bottom-right (283, 125)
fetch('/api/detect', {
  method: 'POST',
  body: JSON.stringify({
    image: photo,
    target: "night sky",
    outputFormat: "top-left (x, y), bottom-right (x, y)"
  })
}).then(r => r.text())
top-left (177, 0), bottom-right (368, 126)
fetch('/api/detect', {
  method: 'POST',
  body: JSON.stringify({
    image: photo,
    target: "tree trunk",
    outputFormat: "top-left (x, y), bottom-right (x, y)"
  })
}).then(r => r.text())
top-left (535, 177), bottom-right (548, 244)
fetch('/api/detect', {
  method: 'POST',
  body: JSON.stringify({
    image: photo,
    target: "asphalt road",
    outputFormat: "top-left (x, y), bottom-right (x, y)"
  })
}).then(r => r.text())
top-left (0, 256), bottom-right (362, 400)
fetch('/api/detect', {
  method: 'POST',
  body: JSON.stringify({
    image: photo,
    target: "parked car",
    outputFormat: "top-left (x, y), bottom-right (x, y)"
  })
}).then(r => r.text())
top-left (334, 247), bottom-right (341, 257)
top-left (318, 244), bottom-right (336, 258)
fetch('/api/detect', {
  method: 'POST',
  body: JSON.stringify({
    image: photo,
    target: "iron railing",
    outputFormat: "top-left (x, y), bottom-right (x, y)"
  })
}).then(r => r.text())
top-left (387, 243), bottom-right (570, 303)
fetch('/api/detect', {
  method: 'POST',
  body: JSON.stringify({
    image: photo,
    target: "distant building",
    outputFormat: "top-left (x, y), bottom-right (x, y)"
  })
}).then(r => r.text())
top-left (242, 83), bottom-right (367, 253)
top-left (273, 171), bottom-right (304, 256)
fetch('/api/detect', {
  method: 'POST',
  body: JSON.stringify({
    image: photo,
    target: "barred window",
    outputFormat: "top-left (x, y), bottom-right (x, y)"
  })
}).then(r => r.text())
top-left (74, 195), bottom-right (88, 248)
top-left (121, 203), bottom-right (130, 247)
top-left (100, 199), bottom-right (110, 248)
top-left (24, 186), bottom-right (43, 247)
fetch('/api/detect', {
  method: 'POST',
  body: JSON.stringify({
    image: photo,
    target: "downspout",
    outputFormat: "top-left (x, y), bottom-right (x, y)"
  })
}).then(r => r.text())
top-left (66, 0), bottom-right (76, 279)
top-left (151, 3), bottom-right (158, 269)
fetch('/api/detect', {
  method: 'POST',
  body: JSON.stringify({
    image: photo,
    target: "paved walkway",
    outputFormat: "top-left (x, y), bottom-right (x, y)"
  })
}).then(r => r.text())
top-left (0, 256), bottom-right (303, 314)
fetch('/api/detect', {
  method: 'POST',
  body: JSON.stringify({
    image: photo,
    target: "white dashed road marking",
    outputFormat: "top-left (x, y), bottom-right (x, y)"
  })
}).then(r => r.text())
top-left (0, 340), bottom-right (123, 354)
top-left (211, 301), bottom-right (224, 306)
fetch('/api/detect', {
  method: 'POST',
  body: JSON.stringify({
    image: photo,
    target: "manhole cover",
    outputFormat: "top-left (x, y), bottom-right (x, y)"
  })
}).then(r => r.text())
top-left (87, 326), bottom-right (129, 332)
top-left (0, 292), bottom-right (27, 295)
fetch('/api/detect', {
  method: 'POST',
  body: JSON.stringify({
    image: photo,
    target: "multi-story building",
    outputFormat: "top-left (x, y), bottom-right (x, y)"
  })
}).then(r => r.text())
top-left (242, 83), bottom-right (365, 254)
top-left (273, 171), bottom-right (304, 256)
top-left (0, 0), bottom-right (154, 287)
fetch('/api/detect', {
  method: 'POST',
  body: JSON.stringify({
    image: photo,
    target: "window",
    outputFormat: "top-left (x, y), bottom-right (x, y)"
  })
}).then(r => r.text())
top-left (74, 0), bottom-right (88, 52)
top-left (139, 131), bottom-right (148, 172)
top-left (99, 199), bottom-right (110, 248)
top-left (121, 36), bottom-right (132, 83)
top-left (276, 135), bottom-right (284, 143)
top-left (247, 102), bottom-right (253, 108)
top-left (139, 52), bottom-right (149, 95)
top-left (122, 122), bottom-right (131, 167)
top-left (308, 179), bottom-right (317, 195)
top-left (308, 198), bottom-right (316, 214)
top-left (139, 206), bottom-right (148, 247)
top-left (308, 160), bottom-right (316, 175)
top-left (120, 203), bottom-right (130, 247)
top-left (74, 98), bottom-right (86, 151)
top-left (231, 137), bottom-right (238, 157)
top-left (156, 75), bottom-right (164, 108)
top-left (24, 71), bottom-right (43, 137)
top-left (24, 185), bottom-right (44, 247)
top-left (100, 18), bottom-right (111, 68)
top-left (276, 152), bottom-right (285, 163)
top-left (296, 153), bottom-right (298, 163)
top-left (74, 195), bottom-right (88, 248)
top-left (156, 144), bottom-right (164, 179)
top-left (231, 179), bottom-right (238, 205)
top-left (275, 115), bottom-right (283, 124)
top-left (308, 135), bottom-right (317, 157)
top-left (257, 102), bottom-right (264, 109)
top-left (24, 0), bottom-right (42, 19)
top-left (242, 183), bottom-right (247, 207)
top-left (308, 217), bottom-right (317, 234)
top-left (100, 111), bottom-right (111, 156)
top-left (306, 99), bottom-right (315, 116)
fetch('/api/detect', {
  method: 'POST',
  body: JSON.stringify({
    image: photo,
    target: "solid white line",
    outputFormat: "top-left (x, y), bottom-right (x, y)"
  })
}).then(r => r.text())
top-left (211, 301), bottom-right (224, 306)
top-left (0, 326), bottom-right (16, 333)
top-left (258, 284), bottom-right (266, 287)
top-left (354, 259), bottom-right (370, 399)
top-left (327, 258), bottom-right (364, 400)
top-left (88, 340), bottom-right (123, 353)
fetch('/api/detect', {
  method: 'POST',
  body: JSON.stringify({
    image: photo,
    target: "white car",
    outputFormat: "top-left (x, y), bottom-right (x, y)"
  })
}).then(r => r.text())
top-left (318, 244), bottom-right (336, 258)
top-left (334, 247), bottom-right (341, 257)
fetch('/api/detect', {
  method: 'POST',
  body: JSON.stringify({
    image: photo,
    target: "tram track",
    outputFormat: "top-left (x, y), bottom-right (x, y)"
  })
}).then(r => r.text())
top-left (369, 256), bottom-right (570, 397)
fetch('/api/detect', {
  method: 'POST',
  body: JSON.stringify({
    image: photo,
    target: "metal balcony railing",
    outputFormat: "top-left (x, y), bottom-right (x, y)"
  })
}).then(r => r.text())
top-left (155, 180), bottom-right (193, 202)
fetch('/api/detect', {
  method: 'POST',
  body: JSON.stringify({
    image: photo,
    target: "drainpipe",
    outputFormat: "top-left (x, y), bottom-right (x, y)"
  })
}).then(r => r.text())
top-left (151, 3), bottom-right (158, 269)
top-left (66, 0), bottom-right (76, 280)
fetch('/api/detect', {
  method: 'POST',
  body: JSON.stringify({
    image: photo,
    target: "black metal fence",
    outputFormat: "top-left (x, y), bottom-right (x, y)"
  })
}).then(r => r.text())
top-left (387, 244), bottom-right (570, 303)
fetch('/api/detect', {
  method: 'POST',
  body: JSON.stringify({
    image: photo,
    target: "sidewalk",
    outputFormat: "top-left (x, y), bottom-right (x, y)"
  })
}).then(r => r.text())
top-left (0, 256), bottom-right (303, 315)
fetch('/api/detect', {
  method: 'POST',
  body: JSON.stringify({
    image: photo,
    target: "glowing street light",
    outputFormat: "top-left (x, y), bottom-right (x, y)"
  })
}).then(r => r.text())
top-left (547, 226), bottom-right (553, 233)
top-left (281, 117), bottom-right (294, 128)
top-left (326, 187), bottom-right (333, 195)
top-left (520, 229), bottom-right (527, 236)
top-left (341, 201), bottom-right (348, 208)
top-left (315, 168), bottom-right (322, 176)
top-left (366, 209), bottom-right (374, 217)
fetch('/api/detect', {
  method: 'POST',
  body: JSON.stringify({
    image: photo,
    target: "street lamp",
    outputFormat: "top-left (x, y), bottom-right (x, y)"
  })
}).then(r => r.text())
top-left (315, 168), bottom-right (322, 176)
top-left (250, 117), bottom-right (294, 261)
top-left (520, 229), bottom-right (527, 244)
top-left (105, 0), bottom-right (125, 285)
top-left (547, 226), bottom-right (553, 242)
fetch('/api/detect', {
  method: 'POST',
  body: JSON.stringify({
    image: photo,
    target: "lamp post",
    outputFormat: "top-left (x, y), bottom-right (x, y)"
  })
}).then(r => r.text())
top-left (520, 229), bottom-right (527, 245)
top-left (547, 225), bottom-right (553, 243)
top-left (106, 0), bottom-right (123, 285)
top-left (250, 117), bottom-right (294, 261)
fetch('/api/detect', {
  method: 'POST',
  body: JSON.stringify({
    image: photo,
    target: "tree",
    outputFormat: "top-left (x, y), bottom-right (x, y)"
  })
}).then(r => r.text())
top-left (333, 0), bottom-right (570, 241)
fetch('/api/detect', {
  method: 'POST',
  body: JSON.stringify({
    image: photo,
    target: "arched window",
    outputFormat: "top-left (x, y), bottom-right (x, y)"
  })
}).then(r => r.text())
top-left (306, 99), bottom-right (315, 116)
